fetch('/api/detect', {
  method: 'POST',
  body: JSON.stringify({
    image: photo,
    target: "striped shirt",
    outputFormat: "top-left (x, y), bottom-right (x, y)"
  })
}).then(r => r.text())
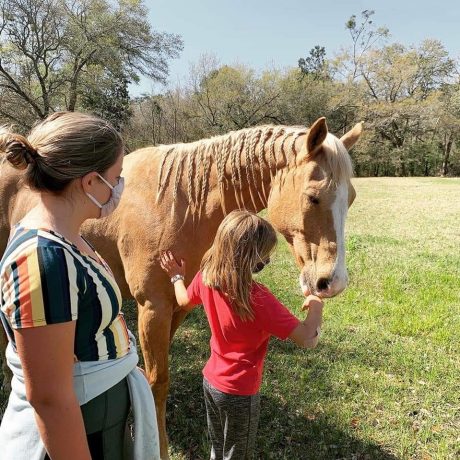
top-left (0, 226), bottom-right (130, 361)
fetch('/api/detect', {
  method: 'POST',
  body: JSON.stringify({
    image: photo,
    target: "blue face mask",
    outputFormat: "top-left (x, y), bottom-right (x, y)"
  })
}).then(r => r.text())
top-left (86, 173), bottom-right (125, 218)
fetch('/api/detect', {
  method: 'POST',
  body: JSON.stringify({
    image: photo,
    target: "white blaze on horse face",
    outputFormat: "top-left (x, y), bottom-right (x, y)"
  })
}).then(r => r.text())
top-left (328, 181), bottom-right (349, 296)
top-left (298, 180), bottom-right (349, 297)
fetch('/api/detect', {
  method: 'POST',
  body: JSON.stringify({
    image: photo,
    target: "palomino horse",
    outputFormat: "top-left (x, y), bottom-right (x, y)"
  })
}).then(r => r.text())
top-left (0, 117), bottom-right (362, 458)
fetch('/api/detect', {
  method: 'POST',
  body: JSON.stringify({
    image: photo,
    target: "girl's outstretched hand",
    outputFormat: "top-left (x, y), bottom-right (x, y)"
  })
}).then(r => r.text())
top-left (302, 294), bottom-right (324, 311)
top-left (160, 251), bottom-right (186, 278)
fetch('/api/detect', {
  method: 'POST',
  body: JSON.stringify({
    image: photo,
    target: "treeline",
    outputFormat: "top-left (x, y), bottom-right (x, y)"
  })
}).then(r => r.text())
top-left (1, 4), bottom-right (459, 176)
top-left (125, 11), bottom-right (460, 177)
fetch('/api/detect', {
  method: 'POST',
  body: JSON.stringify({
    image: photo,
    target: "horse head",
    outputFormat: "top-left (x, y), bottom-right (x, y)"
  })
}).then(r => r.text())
top-left (267, 117), bottom-right (362, 298)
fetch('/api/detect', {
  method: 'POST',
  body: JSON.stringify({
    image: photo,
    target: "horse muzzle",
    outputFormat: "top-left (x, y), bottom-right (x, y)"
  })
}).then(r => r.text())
top-left (299, 269), bottom-right (348, 298)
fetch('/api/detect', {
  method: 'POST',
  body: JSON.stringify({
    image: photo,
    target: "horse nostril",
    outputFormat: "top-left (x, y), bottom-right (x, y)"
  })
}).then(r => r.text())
top-left (316, 278), bottom-right (330, 292)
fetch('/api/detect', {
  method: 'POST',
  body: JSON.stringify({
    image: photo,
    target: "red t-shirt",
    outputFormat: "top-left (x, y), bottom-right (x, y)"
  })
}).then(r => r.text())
top-left (186, 271), bottom-right (300, 395)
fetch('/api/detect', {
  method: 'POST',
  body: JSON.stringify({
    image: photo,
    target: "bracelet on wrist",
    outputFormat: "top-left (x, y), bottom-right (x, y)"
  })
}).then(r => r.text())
top-left (170, 274), bottom-right (184, 284)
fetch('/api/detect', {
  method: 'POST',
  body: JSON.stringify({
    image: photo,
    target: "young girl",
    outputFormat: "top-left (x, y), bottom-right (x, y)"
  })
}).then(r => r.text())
top-left (160, 210), bottom-right (324, 460)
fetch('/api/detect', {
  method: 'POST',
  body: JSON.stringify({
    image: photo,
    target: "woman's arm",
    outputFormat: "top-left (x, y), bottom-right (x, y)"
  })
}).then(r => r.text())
top-left (14, 322), bottom-right (91, 460)
top-left (288, 295), bottom-right (324, 349)
top-left (160, 251), bottom-right (193, 309)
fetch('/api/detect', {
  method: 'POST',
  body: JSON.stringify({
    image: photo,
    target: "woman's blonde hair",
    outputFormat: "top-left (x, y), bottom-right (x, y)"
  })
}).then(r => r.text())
top-left (201, 210), bottom-right (277, 321)
top-left (0, 111), bottom-right (123, 193)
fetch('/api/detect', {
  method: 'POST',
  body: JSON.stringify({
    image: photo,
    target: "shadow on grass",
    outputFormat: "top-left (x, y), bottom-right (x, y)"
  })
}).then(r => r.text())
top-left (165, 311), bottom-right (398, 460)
top-left (0, 300), bottom-right (399, 458)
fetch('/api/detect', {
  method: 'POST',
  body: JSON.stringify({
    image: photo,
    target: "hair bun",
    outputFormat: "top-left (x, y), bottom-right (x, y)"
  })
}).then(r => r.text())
top-left (4, 135), bottom-right (38, 170)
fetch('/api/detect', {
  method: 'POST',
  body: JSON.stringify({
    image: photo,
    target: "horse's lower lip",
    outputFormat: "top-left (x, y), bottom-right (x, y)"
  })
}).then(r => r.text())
top-left (319, 284), bottom-right (346, 298)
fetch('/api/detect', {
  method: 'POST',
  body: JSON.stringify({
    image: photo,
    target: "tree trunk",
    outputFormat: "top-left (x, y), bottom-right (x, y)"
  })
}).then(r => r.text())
top-left (67, 77), bottom-right (79, 112)
top-left (424, 160), bottom-right (430, 176)
top-left (441, 136), bottom-right (453, 176)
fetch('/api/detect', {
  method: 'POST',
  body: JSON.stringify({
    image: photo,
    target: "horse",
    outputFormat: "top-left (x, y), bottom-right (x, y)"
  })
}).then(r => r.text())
top-left (0, 117), bottom-right (362, 458)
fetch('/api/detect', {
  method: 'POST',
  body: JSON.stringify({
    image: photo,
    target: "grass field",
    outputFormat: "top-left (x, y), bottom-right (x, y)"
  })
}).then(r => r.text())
top-left (1, 177), bottom-right (459, 459)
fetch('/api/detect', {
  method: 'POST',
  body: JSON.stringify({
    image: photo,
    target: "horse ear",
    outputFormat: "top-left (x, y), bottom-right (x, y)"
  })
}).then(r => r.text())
top-left (340, 121), bottom-right (363, 150)
top-left (306, 117), bottom-right (328, 154)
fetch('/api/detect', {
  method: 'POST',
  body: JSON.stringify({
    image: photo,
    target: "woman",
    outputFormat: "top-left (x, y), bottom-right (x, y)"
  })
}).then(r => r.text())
top-left (0, 112), bottom-right (158, 460)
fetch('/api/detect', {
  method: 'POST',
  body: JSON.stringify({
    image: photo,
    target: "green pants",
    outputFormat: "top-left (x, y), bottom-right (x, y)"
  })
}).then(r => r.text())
top-left (45, 378), bottom-right (131, 460)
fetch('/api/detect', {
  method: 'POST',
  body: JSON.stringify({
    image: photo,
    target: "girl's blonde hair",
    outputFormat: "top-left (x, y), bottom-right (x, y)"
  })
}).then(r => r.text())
top-left (201, 210), bottom-right (277, 321)
top-left (0, 111), bottom-right (123, 193)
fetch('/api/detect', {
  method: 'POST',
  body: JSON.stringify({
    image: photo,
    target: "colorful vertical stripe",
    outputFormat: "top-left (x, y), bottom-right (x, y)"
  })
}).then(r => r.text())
top-left (0, 227), bottom-right (130, 361)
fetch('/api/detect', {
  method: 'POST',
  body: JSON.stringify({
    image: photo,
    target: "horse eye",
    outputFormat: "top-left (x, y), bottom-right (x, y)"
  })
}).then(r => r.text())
top-left (308, 195), bottom-right (320, 205)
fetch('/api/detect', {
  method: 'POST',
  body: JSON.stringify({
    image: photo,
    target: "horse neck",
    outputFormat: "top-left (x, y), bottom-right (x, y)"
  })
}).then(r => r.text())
top-left (215, 126), bottom-right (307, 214)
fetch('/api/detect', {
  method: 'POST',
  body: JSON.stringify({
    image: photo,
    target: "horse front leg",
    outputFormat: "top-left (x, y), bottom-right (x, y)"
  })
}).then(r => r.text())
top-left (137, 296), bottom-right (173, 460)
top-left (169, 308), bottom-right (188, 343)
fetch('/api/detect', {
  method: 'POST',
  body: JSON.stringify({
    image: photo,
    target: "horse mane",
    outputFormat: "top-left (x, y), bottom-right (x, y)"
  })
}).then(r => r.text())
top-left (155, 124), bottom-right (352, 215)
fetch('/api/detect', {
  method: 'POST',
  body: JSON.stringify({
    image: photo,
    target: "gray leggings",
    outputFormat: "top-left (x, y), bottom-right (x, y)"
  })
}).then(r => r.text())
top-left (203, 378), bottom-right (261, 460)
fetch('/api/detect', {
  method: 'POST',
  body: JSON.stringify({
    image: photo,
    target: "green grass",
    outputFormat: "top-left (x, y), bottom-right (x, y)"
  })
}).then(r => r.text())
top-left (1, 178), bottom-right (459, 459)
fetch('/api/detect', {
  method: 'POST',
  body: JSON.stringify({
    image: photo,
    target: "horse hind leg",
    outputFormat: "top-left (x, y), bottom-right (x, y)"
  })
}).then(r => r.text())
top-left (137, 295), bottom-right (174, 460)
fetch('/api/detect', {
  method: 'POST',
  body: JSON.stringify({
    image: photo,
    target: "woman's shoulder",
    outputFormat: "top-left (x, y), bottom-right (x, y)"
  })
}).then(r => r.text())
top-left (1, 227), bottom-right (80, 273)
top-left (1, 227), bottom-right (41, 267)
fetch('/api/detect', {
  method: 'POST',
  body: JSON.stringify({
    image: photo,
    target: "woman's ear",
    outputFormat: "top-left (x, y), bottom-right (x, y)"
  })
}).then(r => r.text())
top-left (80, 171), bottom-right (98, 194)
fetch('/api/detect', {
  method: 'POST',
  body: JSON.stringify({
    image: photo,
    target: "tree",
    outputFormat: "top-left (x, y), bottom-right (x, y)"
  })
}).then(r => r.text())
top-left (0, 0), bottom-right (64, 125)
top-left (188, 57), bottom-right (282, 133)
top-left (80, 70), bottom-right (132, 130)
top-left (356, 40), bottom-right (454, 103)
top-left (274, 68), bottom-right (332, 126)
top-left (330, 10), bottom-right (459, 176)
top-left (435, 83), bottom-right (460, 175)
top-left (343, 9), bottom-right (389, 81)
top-left (298, 45), bottom-right (329, 81)
top-left (0, 0), bottom-right (183, 128)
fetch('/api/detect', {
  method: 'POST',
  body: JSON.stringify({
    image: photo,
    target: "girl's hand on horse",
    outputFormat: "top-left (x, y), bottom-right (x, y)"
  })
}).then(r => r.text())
top-left (160, 251), bottom-right (186, 278)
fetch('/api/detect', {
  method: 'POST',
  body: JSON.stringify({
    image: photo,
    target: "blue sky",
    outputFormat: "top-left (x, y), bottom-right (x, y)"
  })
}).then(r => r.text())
top-left (130, 0), bottom-right (460, 96)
